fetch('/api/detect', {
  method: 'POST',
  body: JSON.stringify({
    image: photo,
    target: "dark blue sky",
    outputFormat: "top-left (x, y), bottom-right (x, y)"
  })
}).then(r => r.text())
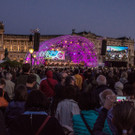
top-left (0, 0), bottom-right (135, 39)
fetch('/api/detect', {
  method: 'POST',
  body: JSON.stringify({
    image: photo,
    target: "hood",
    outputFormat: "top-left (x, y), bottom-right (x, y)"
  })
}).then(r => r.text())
top-left (46, 70), bottom-right (53, 78)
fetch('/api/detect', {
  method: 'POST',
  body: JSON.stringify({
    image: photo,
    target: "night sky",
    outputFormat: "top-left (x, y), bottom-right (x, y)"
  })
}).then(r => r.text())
top-left (0, 0), bottom-right (135, 39)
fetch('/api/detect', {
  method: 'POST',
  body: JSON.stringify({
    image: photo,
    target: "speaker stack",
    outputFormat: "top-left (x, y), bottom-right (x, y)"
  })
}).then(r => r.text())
top-left (34, 32), bottom-right (40, 51)
top-left (101, 40), bottom-right (107, 55)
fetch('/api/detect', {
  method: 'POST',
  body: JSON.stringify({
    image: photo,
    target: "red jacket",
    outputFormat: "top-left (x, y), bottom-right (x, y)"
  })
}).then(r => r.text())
top-left (40, 71), bottom-right (58, 98)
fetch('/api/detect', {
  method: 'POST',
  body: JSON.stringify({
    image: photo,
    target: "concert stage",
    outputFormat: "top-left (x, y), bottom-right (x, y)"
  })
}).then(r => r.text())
top-left (25, 35), bottom-right (98, 67)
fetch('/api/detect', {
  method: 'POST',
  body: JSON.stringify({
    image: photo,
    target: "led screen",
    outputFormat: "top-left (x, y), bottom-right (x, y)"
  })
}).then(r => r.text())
top-left (38, 50), bottom-right (65, 60)
top-left (106, 46), bottom-right (128, 61)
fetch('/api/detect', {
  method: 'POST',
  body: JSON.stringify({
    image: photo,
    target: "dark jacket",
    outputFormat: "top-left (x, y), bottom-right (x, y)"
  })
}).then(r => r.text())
top-left (95, 85), bottom-right (108, 107)
top-left (40, 71), bottom-right (58, 97)
top-left (0, 110), bottom-right (7, 135)
top-left (96, 85), bottom-right (108, 95)
top-left (9, 112), bottom-right (65, 135)
top-left (94, 108), bottom-right (135, 135)
top-left (27, 87), bottom-right (34, 94)
top-left (93, 108), bottom-right (110, 135)
top-left (16, 73), bottom-right (29, 86)
top-left (5, 101), bottom-right (25, 126)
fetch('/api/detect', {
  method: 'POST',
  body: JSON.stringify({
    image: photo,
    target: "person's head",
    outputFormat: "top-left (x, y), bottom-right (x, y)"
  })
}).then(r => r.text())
top-left (108, 71), bottom-right (114, 78)
top-left (60, 72), bottom-right (68, 84)
top-left (96, 75), bottom-right (107, 86)
top-left (123, 84), bottom-right (135, 99)
top-left (65, 76), bottom-right (75, 86)
top-left (112, 102), bottom-right (135, 135)
top-left (63, 85), bottom-right (78, 101)
top-left (74, 69), bottom-right (79, 75)
top-left (78, 91), bottom-right (98, 111)
top-left (22, 63), bottom-right (31, 74)
top-left (46, 70), bottom-right (53, 78)
top-left (121, 72), bottom-right (128, 79)
top-left (14, 85), bottom-right (28, 102)
top-left (115, 81), bottom-right (124, 90)
top-left (0, 78), bottom-right (6, 89)
top-left (6, 73), bottom-right (12, 80)
top-left (26, 74), bottom-right (36, 87)
top-left (25, 90), bottom-right (49, 111)
top-left (99, 89), bottom-right (115, 106)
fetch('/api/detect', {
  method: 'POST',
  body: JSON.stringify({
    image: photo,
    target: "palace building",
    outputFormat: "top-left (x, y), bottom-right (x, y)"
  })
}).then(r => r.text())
top-left (0, 22), bottom-right (134, 67)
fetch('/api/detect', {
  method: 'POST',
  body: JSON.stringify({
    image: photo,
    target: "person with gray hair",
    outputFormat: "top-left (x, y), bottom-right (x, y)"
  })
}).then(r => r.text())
top-left (95, 75), bottom-right (108, 108)
top-left (96, 75), bottom-right (107, 86)
top-left (99, 89), bottom-right (116, 106)
top-left (98, 89), bottom-right (117, 135)
top-left (114, 81), bottom-right (124, 96)
top-left (120, 72), bottom-right (128, 84)
top-left (5, 72), bottom-right (15, 100)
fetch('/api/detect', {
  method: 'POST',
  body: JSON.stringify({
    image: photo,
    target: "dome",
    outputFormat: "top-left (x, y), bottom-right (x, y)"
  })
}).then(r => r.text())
top-left (26, 35), bottom-right (97, 67)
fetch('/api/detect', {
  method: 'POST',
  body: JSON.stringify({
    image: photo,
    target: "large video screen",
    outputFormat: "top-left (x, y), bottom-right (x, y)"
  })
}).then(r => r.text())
top-left (39, 50), bottom-right (65, 60)
top-left (106, 46), bottom-right (128, 61)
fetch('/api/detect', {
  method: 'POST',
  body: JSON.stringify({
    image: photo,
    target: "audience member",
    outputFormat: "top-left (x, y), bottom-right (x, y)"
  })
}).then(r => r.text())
top-left (40, 70), bottom-right (58, 98)
top-left (55, 85), bottom-right (80, 129)
top-left (73, 91), bottom-right (112, 135)
top-left (114, 81), bottom-right (124, 96)
top-left (26, 74), bottom-right (37, 93)
top-left (6, 85), bottom-right (27, 127)
top-left (5, 72), bottom-right (15, 100)
top-left (9, 90), bottom-right (65, 135)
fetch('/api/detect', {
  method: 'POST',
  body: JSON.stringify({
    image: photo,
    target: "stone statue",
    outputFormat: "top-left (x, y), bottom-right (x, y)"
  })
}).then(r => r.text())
top-left (5, 48), bottom-right (8, 58)
top-left (3, 48), bottom-right (10, 61)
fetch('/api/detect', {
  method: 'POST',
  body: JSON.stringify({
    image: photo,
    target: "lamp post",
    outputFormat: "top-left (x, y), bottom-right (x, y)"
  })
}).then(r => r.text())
top-left (29, 48), bottom-right (34, 66)
top-left (33, 54), bottom-right (36, 66)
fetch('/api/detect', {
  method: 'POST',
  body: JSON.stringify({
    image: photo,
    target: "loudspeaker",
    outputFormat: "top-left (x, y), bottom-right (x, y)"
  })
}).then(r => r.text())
top-left (101, 40), bottom-right (107, 55)
top-left (29, 34), bottom-right (33, 42)
top-left (34, 32), bottom-right (40, 51)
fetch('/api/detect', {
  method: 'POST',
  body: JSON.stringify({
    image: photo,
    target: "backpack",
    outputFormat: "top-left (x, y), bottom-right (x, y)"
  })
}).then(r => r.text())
top-left (0, 91), bottom-right (9, 107)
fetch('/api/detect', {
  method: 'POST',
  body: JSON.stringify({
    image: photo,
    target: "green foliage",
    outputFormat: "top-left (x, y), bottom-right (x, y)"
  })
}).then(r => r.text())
top-left (0, 60), bottom-right (22, 68)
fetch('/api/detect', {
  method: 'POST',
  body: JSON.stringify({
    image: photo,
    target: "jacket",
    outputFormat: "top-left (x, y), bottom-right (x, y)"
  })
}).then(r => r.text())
top-left (6, 101), bottom-right (25, 126)
top-left (73, 110), bottom-right (112, 135)
top-left (93, 108), bottom-right (114, 135)
top-left (9, 111), bottom-right (65, 135)
top-left (0, 110), bottom-right (7, 135)
top-left (55, 99), bottom-right (80, 129)
top-left (40, 71), bottom-right (58, 97)
top-left (5, 80), bottom-right (15, 100)
top-left (16, 73), bottom-right (29, 86)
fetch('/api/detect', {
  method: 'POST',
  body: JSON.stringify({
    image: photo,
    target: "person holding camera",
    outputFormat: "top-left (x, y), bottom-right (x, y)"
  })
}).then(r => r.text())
top-left (93, 95), bottom-right (135, 135)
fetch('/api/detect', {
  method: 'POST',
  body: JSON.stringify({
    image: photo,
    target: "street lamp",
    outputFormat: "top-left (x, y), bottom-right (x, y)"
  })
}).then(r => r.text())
top-left (33, 54), bottom-right (36, 58)
top-left (29, 48), bottom-right (34, 66)
top-left (33, 54), bottom-right (36, 66)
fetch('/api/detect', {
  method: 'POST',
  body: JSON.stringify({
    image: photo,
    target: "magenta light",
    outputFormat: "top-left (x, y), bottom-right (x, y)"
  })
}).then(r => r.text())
top-left (25, 35), bottom-right (97, 67)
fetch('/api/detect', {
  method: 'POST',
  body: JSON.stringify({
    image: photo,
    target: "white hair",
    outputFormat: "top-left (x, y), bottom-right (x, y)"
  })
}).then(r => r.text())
top-left (99, 89), bottom-right (115, 105)
top-left (6, 73), bottom-right (12, 80)
top-left (96, 75), bottom-right (107, 86)
top-left (114, 81), bottom-right (124, 90)
top-left (121, 72), bottom-right (128, 79)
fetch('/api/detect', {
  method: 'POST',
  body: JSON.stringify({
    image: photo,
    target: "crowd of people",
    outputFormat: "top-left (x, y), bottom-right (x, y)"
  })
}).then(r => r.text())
top-left (1, 63), bottom-right (135, 135)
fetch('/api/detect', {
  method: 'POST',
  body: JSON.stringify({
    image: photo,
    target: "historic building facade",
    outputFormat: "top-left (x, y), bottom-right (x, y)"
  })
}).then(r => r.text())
top-left (0, 22), bottom-right (134, 66)
top-left (74, 31), bottom-right (135, 66)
